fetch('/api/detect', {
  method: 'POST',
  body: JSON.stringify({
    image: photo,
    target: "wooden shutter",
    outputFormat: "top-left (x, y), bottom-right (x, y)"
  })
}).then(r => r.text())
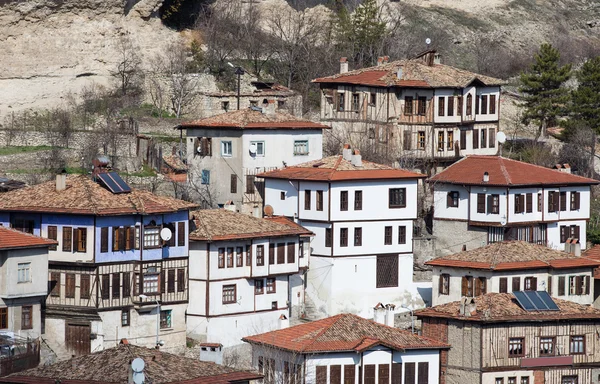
top-left (168, 269), bottom-right (175, 293)
top-left (574, 225), bottom-right (580, 240)
top-left (526, 193), bottom-right (533, 213)
top-left (65, 273), bottom-right (75, 298)
top-left (269, 244), bottom-right (275, 265)
top-left (344, 365), bottom-right (356, 384)
top-left (585, 275), bottom-right (591, 295)
top-left (447, 193), bottom-right (453, 207)
top-left (287, 243), bottom-right (295, 263)
top-left (50, 272), bottom-right (60, 297)
top-left (404, 362), bottom-right (415, 384)
top-left (461, 277), bottom-right (468, 296)
top-left (101, 274), bottom-right (110, 300)
top-left (63, 227), bottom-right (72, 252)
top-left (246, 245), bottom-right (252, 266)
top-left (364, 365), bottom-right (376, 384)
top-left (376, 255), bottom-right (398, 288)
top-left (472, 129), bottom-right (479, 149)
top-left (531, 277), bottom-right (538, 290)
top-left (177, 269), bottom-right (185, 292)
top-left (178, 222), bottom-right (185, 247)
top-left (391, 363), bottom-right (402, 384)
top-left (558, 276), bottom-right (565, 296)
top-left (480, 277), bottom-right (487, 295)
top-left (277, 243), bottom-right (285, 264)
top-left (230, 174), bottom-right (237, 194)
top-left (475, 278), bottom-right (482, 296)
top-left (499, 277), bottom-right (508, 293)
top-left (112, 273), bottom-right (120, 299)
top-left (122, 272), bottom-right (130, 297)
top-left (574, 191), bottom-right (581, 210)
top-left (331, 365), bottom-right (341, 384)
top-left (512, 277), bottom-right (520, 292)
top-left (460, 129), bottom-right (466, 150)
top-left (477, 194), bottom-right (485, 213)
top-left (160, 270), bottom-right (166, 294)
top-left (316, 366), bottom-right (327, 384)
top-left (487, 195), bottom-right (493, 214)
top-left (80, 274), bottom-right (90, 299)
top-left (378, 364), bottom-right (389, 384)
top-left (119, 227), bottom-right (126, 251)
top-left (398, 226), bottom-right (406, 244)
top-left (113, 227), bottom-right (119, 251)
top-left (547, 276), bottom-right (552, 295)
top-left (439, 275), bottom-right (445, 294)
top-left (553, 191), bottom-right (560, 211)
top-left (47, 226), bottom-right (58, 250)
top-left (417, 362), bottom-right (428, 384)
top-left (100, 227), bottom-right (108, 253)
top-left (520, 195), bottom-right (525, 213)
top-left (575, 276), bottom-right (583, 295)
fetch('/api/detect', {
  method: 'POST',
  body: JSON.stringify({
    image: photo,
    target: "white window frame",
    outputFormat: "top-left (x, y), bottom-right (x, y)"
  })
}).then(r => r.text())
top-left (201, 170), bottom-right (210, 185)
top-left (221, 141), bottom-right (233, 157)
top-left (250, 141), bottom-right (265, 156)
top-left (143, 227), bottom-right (160, 248)
top-left (294, 140), bottom-right (309, 156)
top-left (142, 273), bottom-right (159, 293)
top-left (17, 262), bottom-right (31, 283)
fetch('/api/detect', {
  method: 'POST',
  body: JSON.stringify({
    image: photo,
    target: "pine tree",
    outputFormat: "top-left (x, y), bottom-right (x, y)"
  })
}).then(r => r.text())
top-left (519, 43), bottom-right (571, 139)
top-left (569, 57), bottom-right (600, 133)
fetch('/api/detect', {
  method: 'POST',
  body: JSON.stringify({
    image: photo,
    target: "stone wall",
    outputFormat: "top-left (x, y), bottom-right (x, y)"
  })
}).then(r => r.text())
top-left (432, 219), bottom-right (489, 257)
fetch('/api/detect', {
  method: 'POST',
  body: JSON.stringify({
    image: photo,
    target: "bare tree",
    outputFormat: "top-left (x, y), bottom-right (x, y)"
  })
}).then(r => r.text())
top-left (111, 36), bottom-right (143, 96)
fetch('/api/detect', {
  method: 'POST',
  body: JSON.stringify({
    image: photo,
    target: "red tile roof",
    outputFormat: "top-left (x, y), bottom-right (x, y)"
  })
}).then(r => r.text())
top-left (428, 156), bottom-right (598, 186)
top-left (0, 175), bottom-right (197, 216)
top-left (257, 156), bottom-right (425, 182)
top-left (0, 227), bottom-right (57, 251)
top-left (313, 59), bottom-right (504, 88)
top-left (581, 245), bottom-right (600, 278)
top-left (189, 209), bottom-right (312, 241)
top-left (426, 241), bottom-right (600, 271)
top-left (177, 109), bottom-right (329, 130)
top-left (0, 344), bottom-right (261, 384)
top-left (242, 313), bottom-right (449, 353)
top-left (416, 292), bottom-right (600, 323)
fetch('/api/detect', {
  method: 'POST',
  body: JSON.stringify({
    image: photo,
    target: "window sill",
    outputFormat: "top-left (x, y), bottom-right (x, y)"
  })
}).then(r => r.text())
top-left (17, 281), bottom-right (31, 284)
top-left (294, 153), bottom-right (309, 156)
top-left (160, 327), bottom-right (173, 332)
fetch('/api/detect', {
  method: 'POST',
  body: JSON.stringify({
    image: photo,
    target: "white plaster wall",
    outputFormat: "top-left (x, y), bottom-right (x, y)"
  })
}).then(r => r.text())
top-left (264, 179), bottom-right (299, 217)
top-left (547, 220), bottom-right (588, 250)
top-left (43, 317), bottom-right (103, 360)
top-left (301, 222), bottom-right (331, 257)
top-left (306, 352), bottom-right (359, 384)
top-left (242, 130), bottom-right (323, 168)
top-left (208, 276), bottom-right (289, 316)
top-left (0, 248), bottom-right (48, 298)
top-left (331, 220), bottom-right (413, 256)
top-left (189, 242), bottom-right (208, 281)
top-left (41, 219), bottom-right (94, 263)
top-left (557, 186), bottom-right (591, 221)
top-left (433, 89), bottom-right (461, 124)
top-left (469, 186), bottom-right (508, 223)
top-left (552, 268), bottom-right (594, 305)
top-left (482, 371), bottom-right (533, 384)
top-left (204, 309), bottom-right (290, 347)
top-left (299, 181), bottom-right (330, 221)
top-left (474, 86), bottom-right (501, 123)
top-left (188, 280), bottom-right (207, 317)
top-left (544, 187), bottom-right (560, 223)
top-left (432, 184), bottom-right (469, 220)
top-left (507, 187), bottom-right (543, 223)
top-left (395, 349), bottom-right (441, 384)
top-left (329, 179), bottom-right (419, 222)
top-left (0, 300), bottom-right (43, 339)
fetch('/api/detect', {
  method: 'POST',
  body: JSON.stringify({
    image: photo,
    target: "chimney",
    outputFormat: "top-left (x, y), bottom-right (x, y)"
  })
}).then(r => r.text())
top-left (56, 173), bottom-right (67, 192)
top-left (564, 241), bottom-right (572, 254)
top-left (482, 171), bottom-right (489, 183)
top-left (278, 314), bottom-right (290, 329)
top-left (373, 303), bottom-right (386, 324)
top-left (342, 144), bottom-right (352, 161)
top-left (434, 52), bottom-right (441, 65)
top-left (384, 304), bottom-right (396, 327)
top-left (351, 149), bottom-right (362, 167)
top-left (224, 201), bottom-right (236, 212)
top-left (340, 57), bottom-right (348, 74)
top-left (383, 56), bottom-right (389, 64)
top-left (572, 242), bottom-right (581, 257)
top-left (459, 297), bottom-right (476, 317)
top-left (377, 57), bottom-right (383, 66)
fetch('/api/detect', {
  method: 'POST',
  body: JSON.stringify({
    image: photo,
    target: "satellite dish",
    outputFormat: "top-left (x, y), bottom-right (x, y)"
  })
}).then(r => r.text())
top-left (425, 38), bottom-right (431, 45)
top-left (131, 358), bottom-right (145, 373)
top-left (133, 372), bottom-right (145, 384)
top-left (500, 218), bottom-right (507, 226)
top-left (497, 131), bottom-right (507, 144)
top-left (249, 143), bottom-right (257, 154)
top-left (160, 228), bottom-right (172, 241)
top-left (264, 205), bottom-right (274, 217)
top-left (196, 146), bottom-right (203, 153)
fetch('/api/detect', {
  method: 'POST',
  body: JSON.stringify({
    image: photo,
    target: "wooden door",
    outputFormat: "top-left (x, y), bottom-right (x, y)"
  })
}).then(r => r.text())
top-left (65, 323), bottom-right (91, 356)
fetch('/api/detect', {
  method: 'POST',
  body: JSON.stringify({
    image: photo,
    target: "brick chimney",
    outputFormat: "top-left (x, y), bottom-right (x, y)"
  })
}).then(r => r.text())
top-left (376, 57), bottom-right (384, 66)
top-left (340, 57), bottom-right (348, 74)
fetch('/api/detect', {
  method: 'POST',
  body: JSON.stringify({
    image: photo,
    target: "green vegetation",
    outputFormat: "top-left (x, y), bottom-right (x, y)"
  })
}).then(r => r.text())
top-left (126, 165), bottom-right (157, 178)
top-left (0, 146), bottom-right (59, 156)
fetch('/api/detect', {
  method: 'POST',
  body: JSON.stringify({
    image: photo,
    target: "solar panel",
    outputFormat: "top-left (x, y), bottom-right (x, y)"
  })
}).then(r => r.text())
top-left (513, 291), bottom-right (559, 311)
top-left (98, 172), bottom-right (131, 194)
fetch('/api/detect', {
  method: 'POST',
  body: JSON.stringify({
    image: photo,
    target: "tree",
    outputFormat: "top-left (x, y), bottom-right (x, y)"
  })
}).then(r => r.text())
top-left (111, 36), bottom-right (143, 96)
top-left (567, 57), bottom-right (600, 134)
top-left (519, 43), bottom-right (571, 140)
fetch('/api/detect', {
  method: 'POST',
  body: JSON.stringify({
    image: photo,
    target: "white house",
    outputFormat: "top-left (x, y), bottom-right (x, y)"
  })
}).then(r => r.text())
top-left (258, 146), bottom-right (426, 317)
top-left (243, 313), bottom-right (448, 384)
top-left (186, 209), bottom-right (312, 348)
top-left (429, 156), bottom-right (599, 256)
top-left (312, 51), bottom-right (504, 168)
top-left (426, 241), bottom-right (600, 306)
top-left (177, 108), bottom-right (329, 214)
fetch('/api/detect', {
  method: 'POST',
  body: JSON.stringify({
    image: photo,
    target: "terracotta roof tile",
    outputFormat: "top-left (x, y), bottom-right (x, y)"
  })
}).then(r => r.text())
top-left (0, 227), bottom-right (57, 250)
top-left (428, 156), bottom-right (598, 186)
top-left (416, 292), bottom-right (600, 322)
top-left (425, 241), bottom-right (600, 271)
top-left (0, 175), bottom-right (197, 216)
top-left (257, 156), bottom-right (425, 182)
top-left (189, 209), bottom-right (312, 241)
top-left (177, 109), bottom-right (329, 130)
top-left (1, 344), bottom-right (262, 384)
top-left (313, 59), bottom-right (504, 88)
top-left (243, 313), bottom-right (449, 353)
top-left (162, 155), bottom-right (188, 172)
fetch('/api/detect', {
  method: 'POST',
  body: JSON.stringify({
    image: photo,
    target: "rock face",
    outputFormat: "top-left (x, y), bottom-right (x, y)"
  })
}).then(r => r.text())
top-left (0, 0), bottom-right (178, 117)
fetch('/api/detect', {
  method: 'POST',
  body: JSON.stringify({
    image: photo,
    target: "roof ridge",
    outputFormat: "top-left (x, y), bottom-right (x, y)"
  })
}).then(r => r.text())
top-left (81, 176), bottom-right (100, 215)
top-left (300, 314), bottom-right (345, 352)
top-left (498, 157), bottom-right (512, 184)
top-left (499, 156), bottom-right (596, 182)
top-left (329, 156), bottom-right (344, 180)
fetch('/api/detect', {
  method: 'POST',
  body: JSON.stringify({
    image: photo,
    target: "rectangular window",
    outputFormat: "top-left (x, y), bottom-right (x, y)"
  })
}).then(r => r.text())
top-left (560, 191), bottom-right (567, 211)
top-left (48, 226), bottom-right (58, 251)
top-left (475, 277), bottom-right (487, 296)
top-left (460, 129), bottom-right (467, 150)
top-left (304, 190), bottom-right (311, 210)
top-left (111, 273), bottom-right (120, 298)
top-left (255, 279), bottom-right (264, 295)
top-left (418, 97), bottom-right (427, 115)
top-left (218, 248), bottom-right (225, 268)
top-left (316, 191), bottom-right (323, 211)
top-left (167, 269), bottom-right (175, 293)
top-left (473, 129), bottom-right (479, 149)
top-left (571, 191), bottom-right (581, 210)
top-left (489, 128), bottom-right (496, 148)
top-left (230, 174), bottom-right (237, 194)
top-left (476, 94), bottom-right (480, 114)
top-left (221, 141), bottom-right (232, 157)
top-left (447, 191), bottom-right (459, 208)
top-left (384, 226), bottom-right (392, 245)
top-left (266, 278), bottom-right (276, 294)
top-left (526, 193), bottom-right (533, 213)
top-left (345, 365), bottom-right (356, 384)
top-left (201, 170), bottom-right (210, 185)
top-left (508, 378), bottom-right (516, 384)
top-left (101, 274), bottom-right (110, 300)
top-left (558, 276), bottom-right (565, 296)
top-left (561, 376), bottom-right (577, 384)
top-left (316, 366), bottom-right (327, 384)
top-left (236, 247), bottom-right (243, 267)
top-left (160, 309), bottom-right (172, 328)
top-left (294, 140), bottom-right (309, 156)
top-left (250, 141), bottom-right (265, 156)
top-left (461, 276), bottom-right (474, 297)
top-left (378, 364), bottom-right (389, 384)
top-left (457, 95), bottom-right (463, 115)
top-left (398, 226), bottom-right (406, 244)
top-left (340, 191), bottom-right (348, 211)
top-left (376, 255), bottom-right (398, 288)
top-left (570, 335), bottom-right (585, 355)
top-left (143, 227), bottom-right (160, 248)
top-left (521, 378), bottom-right (530, 384)
top-left (439, 274), bottom-right (450, 295)
top-left (65, 273), bottom-right (75, 298)
top-left (437, 131), bottom-right (444, 151)
top-left (299, 241), bottom-right (304, 258)
top-left (499, 277), bottom-right (508, 293)
top-left (512, 277), bottom-right (521, 292)
top-left (404, 362), bottom-right (415, 384)
top-left (389, 188), bottom-right (406, 208)
top-left (352, 93), bottom-right (360, 111)
top-left (538, 192), bottom-right (542, 212)
top-left (227, 247), bottom-right (234, 268)
top-left (488, 194), bottom-right (500, 214)
top-left (477, 193), bottom-right (486, 213)
top-left (447, 130), bottom-right (454, 150)
top-left (540, 337), bottom-right (555, 356)
top-left (417, 131), bottom-right (425, 150)
top-left (177, 222), bottom-right (185, 247)
top-left (403, 131), bottom-right (412, 150)
top-left (481, 95), bottom-right (488, 114)
top-left (524, 276), bottom-right (537, 291)
top-left (515, 194), bottom-right (524, 214)
top-left (280, 191), bottom-right (285, 200)
top-left (325, 228), bottom-right (332, 247)
top-left (0, 308), bottom-right (7, 329)
top-left (21, 306), bottom-right (32, 330)
top-left (481, 128), bottom-right (487, 148)
top-left (509, 337), bottom-right (524, 357)
top-left (336, 93), bottom-right (345, 112)
top-left (364, 365), bottom-right (376, 384)
top-left (125, 226), bottom-right (135, 250)
top-left (490, 94), bottom-right (496, 114)
top-left (80, 274), bottom-right (90, 299)
top-left (277, 243), bottom-right (285, 264)
top-left (417, 362), bottom-right (428, 384)
top-left (354, 228), bottom-right (362, 246)
top-left (246, 175), bottom-right (255, 194)
top-left (287, 243), bottom-right (295, 263)
top-left (222, 285), bottom-right (236, 304)
top-left (370, 93), bottom-right (376, 106)
top-left (548, 191), bottom-right (559, 212)
top-left (404, 96), bottom-right (413, 115)
top-left (121, 309), bottom-right (130, 327)
top-left (448, 96), bottom-right (454, 116)
top-left (177, 269), bottom-right (185, 292)
top-left (256, 245), bottom-right (264, 266)
top-left (62, 226), bottom-right (72, 252)
top-left (438, 96), bottom-right (445, 116)
top-left (17, 262), bottom-right (31, 283)
top-left (74, 228), bottom-right (87, 252)
top-left (354, 191), bottom-right (363, 210)
top-left (340, 228), bottom-right (348, 247)
top-left (142, 273), bottom-right (159, 294)
top-left (269, 243), bottom-right (275, 265)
